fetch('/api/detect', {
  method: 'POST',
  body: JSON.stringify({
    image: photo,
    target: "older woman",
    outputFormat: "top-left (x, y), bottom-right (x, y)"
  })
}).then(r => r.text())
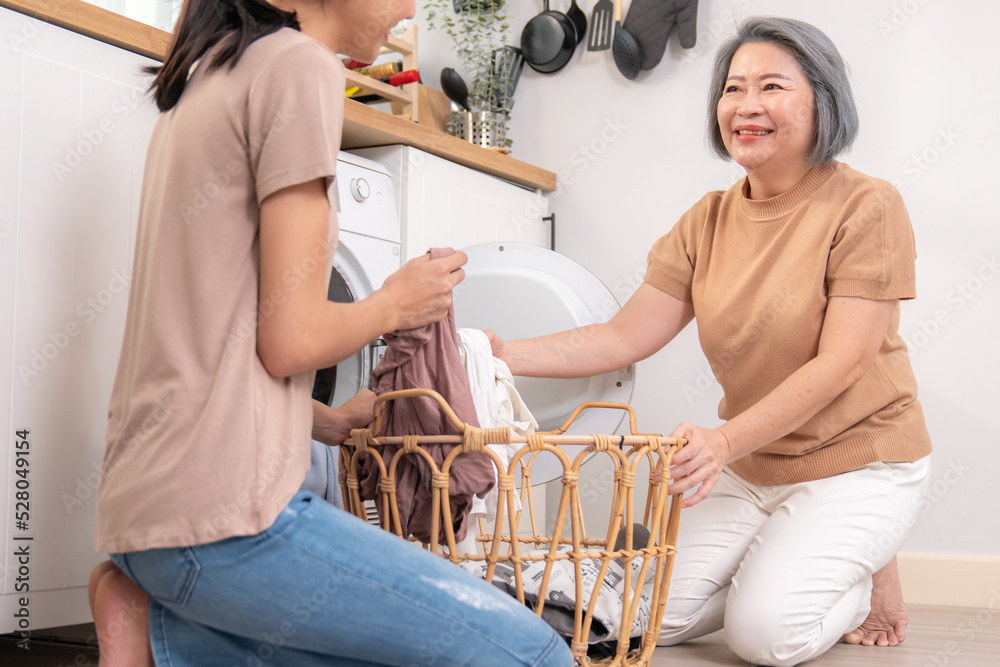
top-left (488, 16), bottom-right (931, 667)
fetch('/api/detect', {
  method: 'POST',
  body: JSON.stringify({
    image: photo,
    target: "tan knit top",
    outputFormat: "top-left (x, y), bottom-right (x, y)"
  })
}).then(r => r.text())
top-left (645, 162), bottom-right (932, 486)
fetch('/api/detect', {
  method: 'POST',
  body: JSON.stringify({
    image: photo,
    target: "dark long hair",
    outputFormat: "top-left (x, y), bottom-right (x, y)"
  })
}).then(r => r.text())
top-left (147, 0), bottom-right (300, 112)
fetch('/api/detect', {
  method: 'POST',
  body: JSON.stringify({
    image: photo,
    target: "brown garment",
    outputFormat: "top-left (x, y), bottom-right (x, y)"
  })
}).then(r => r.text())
top-left (359, 248), bottom-right (494, 542)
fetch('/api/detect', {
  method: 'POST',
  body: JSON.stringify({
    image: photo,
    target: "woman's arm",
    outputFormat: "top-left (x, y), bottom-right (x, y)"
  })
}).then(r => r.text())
top-left (495, 283), bottom-right (695, 378)
top-left (667, 295), bottom-right (898, 506)
top-left (256, 178), bottom-right (466, 377)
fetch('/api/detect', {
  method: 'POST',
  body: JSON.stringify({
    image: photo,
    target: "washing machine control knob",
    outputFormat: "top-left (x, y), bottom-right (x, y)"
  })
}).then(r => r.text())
top-left (350, 177), bottom-right (370, 202)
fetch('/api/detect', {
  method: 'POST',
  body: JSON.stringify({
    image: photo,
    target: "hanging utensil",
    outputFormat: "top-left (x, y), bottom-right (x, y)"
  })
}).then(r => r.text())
top-left (612, 0), bottom-right (641, 79)
top-left (440, 67), bottom-right (470, 111)
top-left (567, 0), bottom-right (587, 46)
top-left (521, 0), bottom-right (578, 74)
top-left (588, 0), bottom-right (613, 51)
top-left (491, 46), bottom-right (525, 110)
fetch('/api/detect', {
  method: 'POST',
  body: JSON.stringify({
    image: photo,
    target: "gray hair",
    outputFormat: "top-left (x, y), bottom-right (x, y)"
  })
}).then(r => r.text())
top-left (707, 17), bottom-right (859, 165)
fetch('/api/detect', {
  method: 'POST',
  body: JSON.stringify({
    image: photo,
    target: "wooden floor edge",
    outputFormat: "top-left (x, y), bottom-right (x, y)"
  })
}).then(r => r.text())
top-left (898, 552), bottom-right (1000, 608)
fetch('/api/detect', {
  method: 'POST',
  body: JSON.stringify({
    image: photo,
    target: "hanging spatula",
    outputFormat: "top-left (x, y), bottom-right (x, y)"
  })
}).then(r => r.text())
top-left (588, 0), bottom-right (614, 51)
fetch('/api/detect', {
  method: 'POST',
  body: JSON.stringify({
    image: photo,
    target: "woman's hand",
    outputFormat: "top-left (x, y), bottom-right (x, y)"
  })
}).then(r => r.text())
top-left (665, 423), bottom-right (731, 508)
top-left (312, 390), bottom-right (377, 446)
top-left (379, 251), bottom-right (467, 331)
top-left (484, 329), bottom-right (509, 365)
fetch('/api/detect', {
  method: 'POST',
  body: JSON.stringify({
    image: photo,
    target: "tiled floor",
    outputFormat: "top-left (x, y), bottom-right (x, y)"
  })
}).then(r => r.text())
top-left (2, 604), bottom-right (997, 665)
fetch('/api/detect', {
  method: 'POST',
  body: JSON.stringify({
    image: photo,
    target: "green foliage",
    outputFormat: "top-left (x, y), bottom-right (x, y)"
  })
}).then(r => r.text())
top-left (426, 0), bottom-right (513, 145)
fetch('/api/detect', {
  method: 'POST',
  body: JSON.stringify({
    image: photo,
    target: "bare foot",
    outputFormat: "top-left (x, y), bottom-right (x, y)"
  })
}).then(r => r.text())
top-left (842, 556), bottom-right (908, 647)
top-left (89, 560), bottom-right (154, 666)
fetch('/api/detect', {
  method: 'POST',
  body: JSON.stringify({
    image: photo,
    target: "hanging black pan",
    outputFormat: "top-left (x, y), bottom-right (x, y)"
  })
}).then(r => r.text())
top-left (520, 0), bottom-right (577, 74)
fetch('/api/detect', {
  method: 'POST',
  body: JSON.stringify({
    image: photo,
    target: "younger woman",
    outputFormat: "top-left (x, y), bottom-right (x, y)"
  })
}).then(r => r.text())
top-left (90, 2), bottom-right (573, 665)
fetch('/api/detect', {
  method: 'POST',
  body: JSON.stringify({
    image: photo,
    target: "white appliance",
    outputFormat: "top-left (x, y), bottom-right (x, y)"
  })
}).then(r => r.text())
top-left (351, 146), bottom-right (634, 484)
top-left (312, 153), bottom-right (401, 409)
top-left (305, 153), bottom-right (401, 507)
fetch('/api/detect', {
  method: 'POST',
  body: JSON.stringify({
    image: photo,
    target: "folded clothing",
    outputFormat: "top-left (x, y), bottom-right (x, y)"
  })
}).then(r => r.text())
top-left (458, 532), bottom-right (655, 643)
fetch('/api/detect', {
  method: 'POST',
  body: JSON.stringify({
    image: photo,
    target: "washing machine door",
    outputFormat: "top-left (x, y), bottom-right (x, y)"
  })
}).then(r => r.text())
top-left (453, 243), bottom-right (635, 483)
top-left (312, 230), bottom-right (382, 407)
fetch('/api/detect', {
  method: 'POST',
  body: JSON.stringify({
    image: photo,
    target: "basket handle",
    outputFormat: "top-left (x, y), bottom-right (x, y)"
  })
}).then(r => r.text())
top-left (544, 401), bottom-right (639, 435)
top-left (371, 387), bottom-right (468, 437)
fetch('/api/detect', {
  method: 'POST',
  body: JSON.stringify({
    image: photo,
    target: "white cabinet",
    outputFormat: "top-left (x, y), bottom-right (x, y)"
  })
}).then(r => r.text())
top-left (0, 7), bottom-right (158, 632)
top-left (352, 146), bottom-right (551, 260)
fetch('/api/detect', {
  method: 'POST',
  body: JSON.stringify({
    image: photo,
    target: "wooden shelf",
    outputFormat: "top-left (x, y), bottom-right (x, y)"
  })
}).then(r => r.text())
top-left (0, 0), bottom-right (556, 192)
top-left (343, 100), bottom-right (556, 190)
top-left (0, 0), bottom-right (171, 59)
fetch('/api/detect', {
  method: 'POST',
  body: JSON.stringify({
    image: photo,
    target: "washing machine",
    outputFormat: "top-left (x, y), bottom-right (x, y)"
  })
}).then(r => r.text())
top-left (452, 243), bottom-right (635, 484)
top-left (304, 152), bottom-right (400, 504)
top-left (312, 152), bottom-right (400, 405)
top-left (352, 145), bottom-right (634, 486)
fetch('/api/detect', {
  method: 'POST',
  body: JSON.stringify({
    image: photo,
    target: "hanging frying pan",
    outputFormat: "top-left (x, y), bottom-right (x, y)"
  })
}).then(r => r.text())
top-left (520, 0), bottom-right (577, 74)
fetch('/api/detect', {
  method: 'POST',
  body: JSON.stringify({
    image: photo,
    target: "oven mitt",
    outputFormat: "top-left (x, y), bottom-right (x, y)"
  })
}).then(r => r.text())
top-left (623, 0), bottom-right (699, 71)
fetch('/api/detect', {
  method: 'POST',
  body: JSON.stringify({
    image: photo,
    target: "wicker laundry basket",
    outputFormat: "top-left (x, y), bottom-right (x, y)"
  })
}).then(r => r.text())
top-left (338, 388), bottom-right (685, 666)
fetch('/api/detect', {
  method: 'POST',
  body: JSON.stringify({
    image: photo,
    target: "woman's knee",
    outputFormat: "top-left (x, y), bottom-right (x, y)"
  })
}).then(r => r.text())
top-left (656, 587), bottom-right (727, 646)
top-left (723, 596), bottom-right (820, 667)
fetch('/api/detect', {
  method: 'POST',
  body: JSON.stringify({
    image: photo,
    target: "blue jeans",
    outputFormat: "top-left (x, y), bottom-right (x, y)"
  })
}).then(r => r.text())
top-left (111, 491), bottom-right (571, 667)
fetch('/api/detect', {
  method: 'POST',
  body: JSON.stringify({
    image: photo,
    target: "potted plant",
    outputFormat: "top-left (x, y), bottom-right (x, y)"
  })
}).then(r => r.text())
top-left (425, 0), bottom-right (515, 147)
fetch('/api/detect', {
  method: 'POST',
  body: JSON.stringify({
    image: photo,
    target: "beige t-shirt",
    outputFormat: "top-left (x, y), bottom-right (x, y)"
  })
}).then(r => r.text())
top-left (96, 29), bottom-right (345, 553)
top-left (645, 162), bottom-right (932, 486)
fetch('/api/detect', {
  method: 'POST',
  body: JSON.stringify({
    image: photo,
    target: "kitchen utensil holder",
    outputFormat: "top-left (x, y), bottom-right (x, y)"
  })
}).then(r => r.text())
top-left (338, 388), bottom-right (685, 666)
top-left (448, 110), bottom-right (510, 148)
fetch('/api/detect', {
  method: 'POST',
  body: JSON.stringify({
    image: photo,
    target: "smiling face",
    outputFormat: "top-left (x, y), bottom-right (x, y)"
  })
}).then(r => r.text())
top-left (717, 41), bottom-right (817, 197)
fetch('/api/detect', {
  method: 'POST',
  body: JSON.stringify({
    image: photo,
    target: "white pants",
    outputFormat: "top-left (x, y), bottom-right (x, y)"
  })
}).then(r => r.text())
top-left (658, 457), bottom-right (931, 667)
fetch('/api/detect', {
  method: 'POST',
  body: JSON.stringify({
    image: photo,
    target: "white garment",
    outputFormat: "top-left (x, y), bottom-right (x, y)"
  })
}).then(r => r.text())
top-left (658, 457), bottom-right (931, 667)
top-left (455, 329), bottom-right (536, 553)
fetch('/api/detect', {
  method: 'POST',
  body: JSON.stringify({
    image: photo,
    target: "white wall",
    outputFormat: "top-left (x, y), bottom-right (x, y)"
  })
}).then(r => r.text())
top-left (416, 0), bottom-right (1000, 558)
